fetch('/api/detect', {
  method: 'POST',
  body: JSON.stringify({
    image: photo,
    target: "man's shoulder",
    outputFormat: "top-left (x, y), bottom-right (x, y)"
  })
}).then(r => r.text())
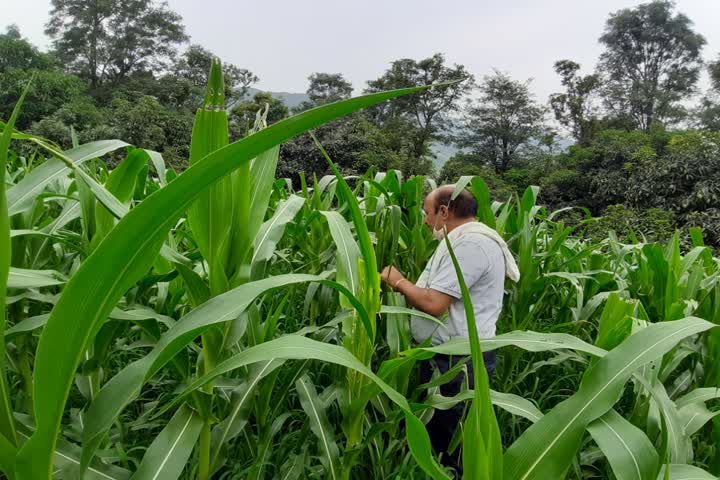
top-left (456, 232), bottom-right (502, 254)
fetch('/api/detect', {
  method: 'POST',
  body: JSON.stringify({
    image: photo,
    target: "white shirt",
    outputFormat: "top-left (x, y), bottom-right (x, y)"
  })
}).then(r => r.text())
top-left (411, 222), bottom-right (507, 346)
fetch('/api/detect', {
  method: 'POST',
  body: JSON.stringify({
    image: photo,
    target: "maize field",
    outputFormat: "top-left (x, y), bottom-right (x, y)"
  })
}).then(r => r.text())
top-left (0, 62), bottom-right (718, 480)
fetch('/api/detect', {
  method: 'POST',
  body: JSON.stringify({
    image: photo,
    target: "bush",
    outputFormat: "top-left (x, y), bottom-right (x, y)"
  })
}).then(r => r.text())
top-left (538, 168), bottom-right (582, 207)
top-left (580, 204), bottom-right (676, 244)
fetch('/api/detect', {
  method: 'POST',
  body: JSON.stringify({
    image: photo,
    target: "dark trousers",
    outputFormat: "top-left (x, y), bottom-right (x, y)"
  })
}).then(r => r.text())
top-left (419, 351), bottom-right (497, 477)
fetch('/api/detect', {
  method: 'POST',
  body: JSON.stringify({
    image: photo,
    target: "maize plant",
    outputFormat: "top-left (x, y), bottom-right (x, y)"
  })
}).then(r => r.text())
top-left (0, 63), bottom-right (718, 480)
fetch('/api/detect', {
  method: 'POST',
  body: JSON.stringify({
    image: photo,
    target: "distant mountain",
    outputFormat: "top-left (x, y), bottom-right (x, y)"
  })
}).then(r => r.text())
top-left (243, 87), bottom-right (309, 109)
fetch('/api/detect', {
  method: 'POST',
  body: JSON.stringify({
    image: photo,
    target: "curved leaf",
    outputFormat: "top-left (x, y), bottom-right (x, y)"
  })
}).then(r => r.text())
top-left (156, 334), bottom-right (451, 480)
top-left (17, 84), bottom-right (433, 479)
top-left (503, 317), bottom-right (714, 480)
top-left (296, 375), bottom-right (341, 479)
top-left (81, 274), bottom-right (364, 471)
top-left (414, 330), bottom-right (607, 358)
top-left (587, 409), bottom-right (659, 480)
top-left (656, 464), bottom-right (717, 480)
top-left (130, 405), bottom-right (203, 480)
top-left (7, 140), bottom-right (129, 216)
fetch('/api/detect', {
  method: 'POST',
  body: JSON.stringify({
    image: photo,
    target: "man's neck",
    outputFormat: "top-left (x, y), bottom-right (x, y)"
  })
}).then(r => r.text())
top-left (444, 217), bottom-right (475, 234)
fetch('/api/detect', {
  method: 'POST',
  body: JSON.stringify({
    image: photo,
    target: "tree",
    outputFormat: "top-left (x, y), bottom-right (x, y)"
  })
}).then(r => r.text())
top-left (0, 26), bottom-right (85, 129)
top-left (365, 53), bottom-right (473, 159)
top-left (457, 71), bottom-right (545, 173)
top-left (307, 72), bottom-right (352, 103)
top-left (294, 72), bottom-right (353, 112)
top-left (597, 0), bottom-right (706, 130)
top-left (549, 60), bottom-right (601, 145)
top-left (45, 0), bottom-right (188, 86)
top-left (173, 44), bottom-right (258, 105)
top-left (710, 56), bottom-right (720, 93)
top-left (0, 25), bottom-right (54, 73)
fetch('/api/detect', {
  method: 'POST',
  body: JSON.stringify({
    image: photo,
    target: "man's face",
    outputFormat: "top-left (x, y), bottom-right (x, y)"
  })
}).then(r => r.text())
top-left (422, 192), bottom-right (448, 231)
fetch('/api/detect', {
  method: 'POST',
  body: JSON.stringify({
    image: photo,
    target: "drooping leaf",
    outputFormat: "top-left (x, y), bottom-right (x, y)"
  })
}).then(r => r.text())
top-left (587, 409), bottom-right (659, 480)
top-left (503, 318), bottom-right (714, 480)
top-left (130, 405), bottom-right (203, 480)
top-left (16, 82), bottom-right (435, 480)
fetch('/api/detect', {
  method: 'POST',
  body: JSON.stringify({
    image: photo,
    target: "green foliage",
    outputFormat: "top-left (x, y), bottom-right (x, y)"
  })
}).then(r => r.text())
top-left (457, 71), bottom-right (545, 173)
top-left (45, 0), bottom-right (188, 86)
top-left (0, 68), bottom-right (85, 130)
top-left (580, 204), bottom-right (676, 244)
top-left (598, 0), bottom-right (706, 129)
top-left (173, 44), bottom-right (258, 105)
top-left (549, 60), bottom-right (601, 146)
top-left (366, 53), bottom-right (473, 159)
top-left (438, 153), bottom-right (516, 199)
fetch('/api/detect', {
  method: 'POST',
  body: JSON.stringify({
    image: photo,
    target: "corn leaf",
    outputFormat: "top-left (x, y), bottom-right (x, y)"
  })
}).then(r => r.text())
top-left (503, 317), bottom-right (714, 480)
top-left (81, 274), bottom-right (365, 470)
top-left (296, 375), bottom-right (341, 479)
top-left (130, 405), bottom-right (203, 480)
top-left (251, 194), bottom-right (305, 268)
top-left (7, 267), bottom-right (65, 289)
top-left (417, 330), bottom-right (608, 358)
top-left (16, 83), bottom-right (434, 480)
top-left (443, 233), bottom-right (502, 480)
top-left (587, 409), bottom-right (659, 480)
top-left (7, 140), bottom-right (129, 216)
top-left (0, 83), bottom-right (28, 455)
top-left (656, 464), bottom-right (717, 479)
top-left (209, 359), bottom-right (285, 472)
top-left (162, 334), bottom-right (451, 480)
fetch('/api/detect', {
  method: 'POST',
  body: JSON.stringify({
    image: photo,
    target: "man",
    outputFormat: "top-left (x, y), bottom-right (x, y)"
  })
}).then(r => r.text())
top-left (380, 185), bottom-right (519, 475)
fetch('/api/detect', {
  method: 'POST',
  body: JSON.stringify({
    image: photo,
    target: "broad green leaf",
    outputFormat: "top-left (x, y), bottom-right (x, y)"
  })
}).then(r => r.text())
top-left (7, 267), bottom-right (65, 289)
top-left (0, 432), bottom-right (15, 479)
top-left (656, 464), bottom-right (717, 479)
top-left (0, 74), bottom-right (30, 451)
top-left (416, 331), bottom-right (607, 358)
top-left (92, 148), bottom-right (149, 249)
top-left (81, 275), bottom-right (364, 471)
top-left (6, 140), bottom-right (129, 216)
top-left (209, 360), bottom-right (285, 471)
top-left (296, 375), bottom-right (341, 479)
top-left (247, 146), bottom-right (281, 251)
top-left (380, 305), bottom-right (446, 328)
top-left (587, 409), bottom-right (659, 480)
top-left (159, 335), bottom-right (451, 480)
top-left (420, 390), bottom-right (543, 424)
top-left (596, 293), bottom-right (635, 351)
top-left (675, 387), bottom-right (720, 409)
top-left (470, 176), bottom-right (496, 230)
top-left (321, 211), bottom-right (361, 299)
top-left (503, 318), bottom-right (714, 480)
top-left (17, 83), bottom-right (434, 480)
top-left (634, 376), bottom-right (692, 464)
top-left (491, 391), bottom-right (543, 423)
top-left (252, 194), bottom-right (305, 267)
top-left (130, 405), bottom-right (203, 480)
top-left (679, 402), bottom-right (720, 436)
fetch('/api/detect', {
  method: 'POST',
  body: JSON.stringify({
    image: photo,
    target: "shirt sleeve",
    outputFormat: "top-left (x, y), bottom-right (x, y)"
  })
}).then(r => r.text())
top-left (427, 239), bottom-right (490, 298)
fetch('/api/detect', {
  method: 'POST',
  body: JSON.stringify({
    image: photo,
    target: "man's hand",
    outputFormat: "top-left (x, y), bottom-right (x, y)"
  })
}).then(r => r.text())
top-left (380, 265), bottom-right (406, 290)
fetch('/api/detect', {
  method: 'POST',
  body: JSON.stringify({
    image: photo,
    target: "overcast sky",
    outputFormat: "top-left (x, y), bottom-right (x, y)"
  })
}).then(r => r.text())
top-left (4, 0), bottom-right (720, 101)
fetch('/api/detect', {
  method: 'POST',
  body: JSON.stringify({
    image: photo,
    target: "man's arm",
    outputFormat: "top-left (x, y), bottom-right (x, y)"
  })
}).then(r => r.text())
top-left (380, 266), bottom-right (454, 317)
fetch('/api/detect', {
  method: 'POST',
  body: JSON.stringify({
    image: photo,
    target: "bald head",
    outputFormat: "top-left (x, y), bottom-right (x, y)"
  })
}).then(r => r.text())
top-left (429, 185), bottom-right (478, 219)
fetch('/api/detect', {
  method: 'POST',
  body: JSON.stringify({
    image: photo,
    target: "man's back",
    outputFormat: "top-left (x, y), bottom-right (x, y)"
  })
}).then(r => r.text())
top-left (411, 223), bottom-right (506, 346)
